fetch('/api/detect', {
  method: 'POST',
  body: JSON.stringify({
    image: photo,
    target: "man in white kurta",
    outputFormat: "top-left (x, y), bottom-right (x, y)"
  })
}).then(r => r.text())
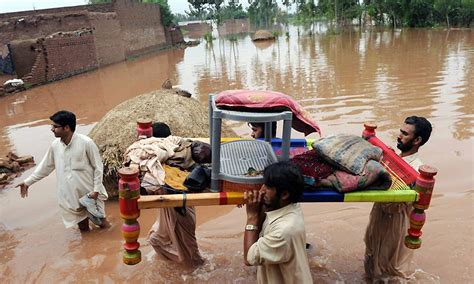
top-left (17, 111), bottom-right (108, 230)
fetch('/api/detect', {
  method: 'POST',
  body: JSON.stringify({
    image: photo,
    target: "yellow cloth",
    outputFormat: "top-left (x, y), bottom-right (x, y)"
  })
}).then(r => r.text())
top-left (163, 165), bottom-right (189, 190)
top-left (247, 203), bottom-right (313, 284)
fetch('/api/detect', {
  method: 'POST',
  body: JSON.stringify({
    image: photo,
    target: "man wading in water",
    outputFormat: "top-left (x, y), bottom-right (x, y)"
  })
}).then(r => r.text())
top-left (364, 116), bottom-right (432, 282)
top-left (16, 110), bottom-right (109, 231)
top-left (243, 161), bottom-right (312, 283)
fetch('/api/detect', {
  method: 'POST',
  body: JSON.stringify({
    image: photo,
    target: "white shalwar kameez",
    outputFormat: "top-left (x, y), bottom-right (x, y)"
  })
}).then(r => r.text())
top-left (24, 133), bottom-right (108, 228)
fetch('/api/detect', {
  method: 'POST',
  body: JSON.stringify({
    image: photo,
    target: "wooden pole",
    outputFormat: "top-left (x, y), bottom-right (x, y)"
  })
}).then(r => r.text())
top-left (138, 192), bottom-right (245, 209)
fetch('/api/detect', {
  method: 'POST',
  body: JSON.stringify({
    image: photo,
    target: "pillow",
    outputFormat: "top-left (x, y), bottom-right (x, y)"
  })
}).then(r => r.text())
top-left (215, 90), bottom-right (321, 136)
top-left (312, 134), bottom-right (382, 175)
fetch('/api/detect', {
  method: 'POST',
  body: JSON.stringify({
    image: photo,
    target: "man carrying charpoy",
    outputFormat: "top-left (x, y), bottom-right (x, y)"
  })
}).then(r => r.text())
top-left (364, 116), bottom-right (433, 282)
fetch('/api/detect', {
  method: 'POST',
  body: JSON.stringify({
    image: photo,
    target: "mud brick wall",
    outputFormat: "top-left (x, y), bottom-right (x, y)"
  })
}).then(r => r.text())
top-left (180, 23), bottom-right (211, 38)
top-left (0, 3), bottom-right (114, 21)
top-left (89, 12), bottom-right (125, 66)
top-left (0, 12), bottom-right (91, 46)
top-left (9, 39), bottom-right (38, 78)
top-left (114, 0), bottom-right (168, 57)
top-left (43, 35), bottom-right (98, 81)
top-left (24, 47), bottom-right (46, 86)
top-left (167, 27), bottom-right (184, 45)
top-left (218, 19), bottom-right (250, 36)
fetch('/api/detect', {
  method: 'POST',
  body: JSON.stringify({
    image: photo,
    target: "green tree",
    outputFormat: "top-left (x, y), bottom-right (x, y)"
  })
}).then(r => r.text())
top-left (247, 0), bottom-right (279, 28)
top-left (316, 0), bottom-right (361, 25)
top-left (403, 0), bottom-right (435, 27)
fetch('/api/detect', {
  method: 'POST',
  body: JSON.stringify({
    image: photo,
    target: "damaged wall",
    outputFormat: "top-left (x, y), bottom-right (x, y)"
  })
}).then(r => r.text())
top-left (0, 0), bottom-right (178, 87)
top-left (9, 39), bottom-right (37, 78)
top-left (0, 12), bottom-right (92, 46)
top-left (23, 32), bottom-right (98, 85)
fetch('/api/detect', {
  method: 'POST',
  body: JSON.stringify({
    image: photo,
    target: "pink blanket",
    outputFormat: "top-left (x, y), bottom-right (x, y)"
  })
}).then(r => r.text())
top-left (216, 90), bottom-right (321, 136)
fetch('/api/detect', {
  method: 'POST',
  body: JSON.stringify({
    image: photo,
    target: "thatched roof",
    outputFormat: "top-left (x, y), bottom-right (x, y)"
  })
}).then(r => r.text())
top-left (89, 89), bottom-right (236, 197)
top-left (251, 30), bottom-right (275, 41)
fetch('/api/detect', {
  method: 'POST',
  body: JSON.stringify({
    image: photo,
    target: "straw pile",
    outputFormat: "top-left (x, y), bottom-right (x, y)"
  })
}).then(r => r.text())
top-left (251, 30), bottom-right (275, 41)
top-left (89, 89), bottom-right (236, 198)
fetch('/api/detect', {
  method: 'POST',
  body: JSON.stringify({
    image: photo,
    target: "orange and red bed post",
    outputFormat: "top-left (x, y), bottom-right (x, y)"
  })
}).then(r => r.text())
top-left (118, 167), bottom-right (141, 265)
top-left (405, 165), bottom-right (437, 249)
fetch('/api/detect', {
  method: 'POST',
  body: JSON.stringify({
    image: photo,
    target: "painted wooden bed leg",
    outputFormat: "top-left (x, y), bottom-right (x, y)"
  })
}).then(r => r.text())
top-left (405, 165), bottom-right (438, 249)
top-left (118, 167), bottom-right (141, 265)
top-left (362, 122), bottom-right (377, 139)
top-left (136, 119), bottom-right (152, 139)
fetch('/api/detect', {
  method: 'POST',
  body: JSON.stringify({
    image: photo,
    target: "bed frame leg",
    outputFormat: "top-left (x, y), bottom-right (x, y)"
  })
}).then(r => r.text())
top-left (405, 165), bottom-right (437, 249)
top-left (119, 167), bottom-right (142, 265)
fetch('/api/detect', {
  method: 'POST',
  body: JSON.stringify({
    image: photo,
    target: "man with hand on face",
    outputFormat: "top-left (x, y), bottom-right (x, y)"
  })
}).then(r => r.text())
top-left (16, 110), bottom-right (109, 231)
top-left (364, 116), bottom-right (432, 281)
top-left (243, 161), bottom-right (312, 284)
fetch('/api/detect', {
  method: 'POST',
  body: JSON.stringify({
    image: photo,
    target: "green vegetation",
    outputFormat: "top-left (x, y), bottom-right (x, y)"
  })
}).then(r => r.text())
top-left (184, 0), bottom-right (471, 29)
top-left (203, 31), bottom-right (215, 43)
top-left (187, 0), bottom-right (247, 24)
top-left (247, 0), bottom-right (279, 28)
top-left (88, 0), bottom-right (472, 29)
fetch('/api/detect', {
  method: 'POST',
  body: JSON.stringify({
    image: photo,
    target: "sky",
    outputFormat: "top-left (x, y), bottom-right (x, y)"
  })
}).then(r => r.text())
top-left (0, 0), bottom-right (243, 14)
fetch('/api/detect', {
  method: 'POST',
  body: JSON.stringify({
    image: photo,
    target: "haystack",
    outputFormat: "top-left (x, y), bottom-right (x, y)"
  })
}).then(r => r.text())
top-left (251, 30), bottom-right (275, 41)
top-left (89, 89), bottom-right (236, 198)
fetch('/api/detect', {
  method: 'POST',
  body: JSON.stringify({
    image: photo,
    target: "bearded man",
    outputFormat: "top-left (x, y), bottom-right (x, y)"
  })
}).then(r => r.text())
top-left (364, 116), bottom-right (432, 282)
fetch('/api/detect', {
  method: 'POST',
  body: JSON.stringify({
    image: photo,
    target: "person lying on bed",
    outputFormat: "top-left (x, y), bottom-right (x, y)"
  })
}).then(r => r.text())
top-left (364, 116), bottom-right (432, 282)
top-left (129, 122), bottom-right (209, 267)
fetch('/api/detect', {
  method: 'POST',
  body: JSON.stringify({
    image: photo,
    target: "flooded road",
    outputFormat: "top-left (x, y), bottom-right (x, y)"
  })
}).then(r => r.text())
top-left (1, 27), bottom-right (473, 282)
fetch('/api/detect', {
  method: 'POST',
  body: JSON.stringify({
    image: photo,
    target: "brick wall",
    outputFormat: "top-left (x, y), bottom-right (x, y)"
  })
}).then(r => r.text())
top-left (0, 3), bottom-right (114, 21)
top-left (180, 22), bottom-right (211, 38)
top-left (113, 0), bottom-right (168, 57)
top-left (24, 43), bottom-right (46, 86)
top-left (89, 12), bottom-right (125, 66)
top-left (1, 0), bottom-right (172, 82)
top-left (9, 39), bottom-right (37, 78)
top-left (44, 34), bottom-right (98, 81)
top-left (0, 12), bottom-right (91, 46)
top-left (218, 19), bottom-right (250, 36)
top-left (167, 26), bottom-right (184, 45)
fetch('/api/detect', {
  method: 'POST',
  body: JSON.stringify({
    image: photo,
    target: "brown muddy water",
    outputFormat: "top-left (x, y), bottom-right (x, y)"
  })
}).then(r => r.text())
top-left (0, 27), bottom-right (473, 283)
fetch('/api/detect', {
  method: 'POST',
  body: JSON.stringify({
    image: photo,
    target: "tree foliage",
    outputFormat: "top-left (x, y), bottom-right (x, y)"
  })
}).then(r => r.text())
top-left (247, 0), bottom-right (279, 28)
top-left (291, 0), bottom-right (473, 28)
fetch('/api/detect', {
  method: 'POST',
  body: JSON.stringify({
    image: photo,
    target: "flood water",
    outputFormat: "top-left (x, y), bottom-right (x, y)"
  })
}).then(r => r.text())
top-left (0, 27), bottom-right (473, 283)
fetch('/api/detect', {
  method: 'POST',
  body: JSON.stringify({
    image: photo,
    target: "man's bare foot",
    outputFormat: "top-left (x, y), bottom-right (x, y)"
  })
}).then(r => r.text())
top-left (78, 218), bottom-right (90, 232)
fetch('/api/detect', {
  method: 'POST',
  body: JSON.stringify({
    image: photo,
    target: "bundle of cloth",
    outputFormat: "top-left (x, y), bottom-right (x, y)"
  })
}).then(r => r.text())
top-left (291, 135), bottom-right (392, 193)
top-left (123, 136), bottom-right (211, 193)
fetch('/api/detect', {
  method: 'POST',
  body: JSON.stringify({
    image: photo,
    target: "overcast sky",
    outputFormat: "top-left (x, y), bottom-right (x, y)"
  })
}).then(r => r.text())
top-left (0, 0), bottom-right (252, 14)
